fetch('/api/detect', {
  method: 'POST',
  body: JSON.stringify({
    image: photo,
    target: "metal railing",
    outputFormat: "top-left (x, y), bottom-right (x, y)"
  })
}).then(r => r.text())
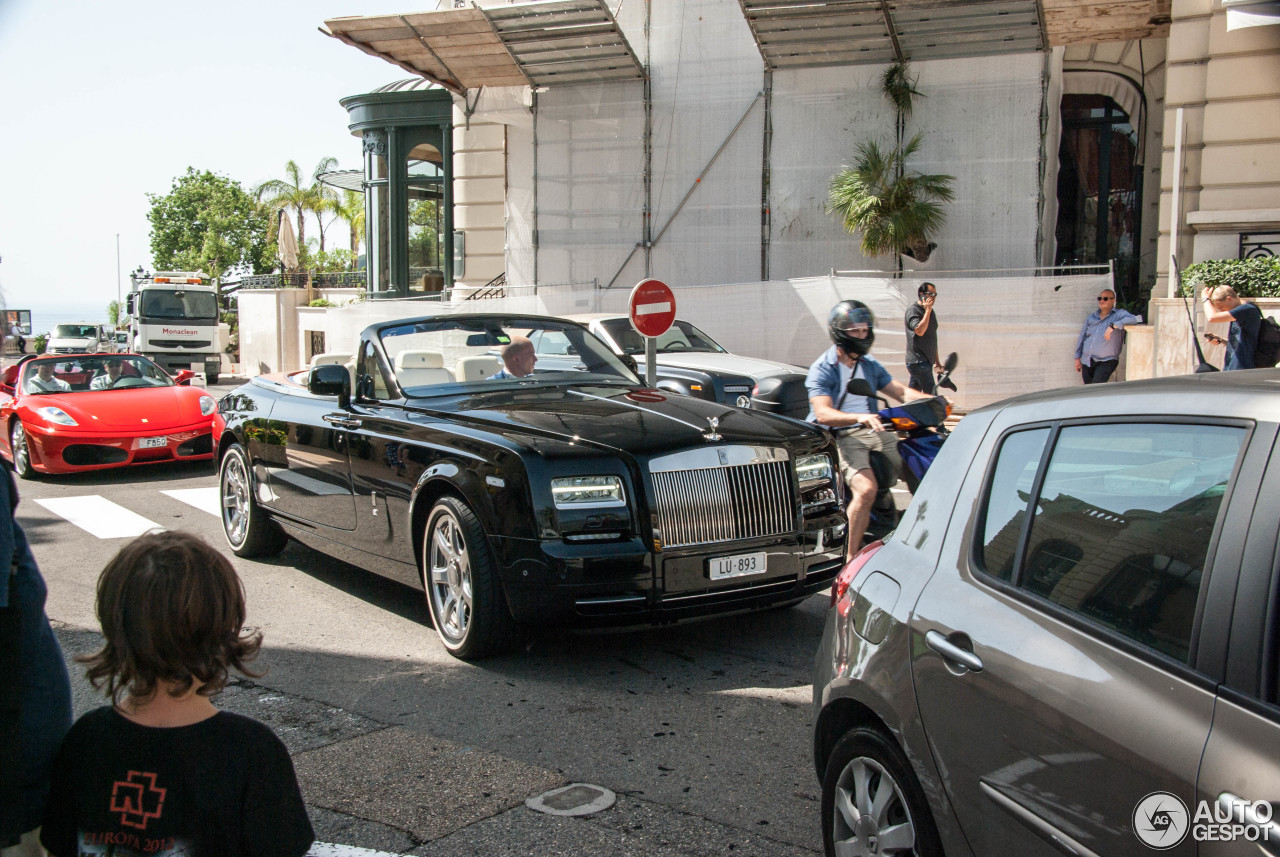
top-left (232, 272), bottom-right (367, 290)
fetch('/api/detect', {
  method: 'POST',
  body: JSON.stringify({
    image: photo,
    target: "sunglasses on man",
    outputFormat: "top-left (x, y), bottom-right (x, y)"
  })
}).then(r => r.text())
top-left (1097, 296), bottom-right (1114, 302)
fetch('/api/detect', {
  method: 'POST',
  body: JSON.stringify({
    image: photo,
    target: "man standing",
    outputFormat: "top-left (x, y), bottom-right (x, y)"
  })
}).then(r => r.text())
top-left (807, 300), bottom-right (932, 561)
top-left (1074, 288), bottom-right (1140, 384)
top-left (8, 322), bottom-right (23, 355)
top-left (1201, 284), bottom-right (1262, 370)
top-left (904, 282), bottom-right (942, 394)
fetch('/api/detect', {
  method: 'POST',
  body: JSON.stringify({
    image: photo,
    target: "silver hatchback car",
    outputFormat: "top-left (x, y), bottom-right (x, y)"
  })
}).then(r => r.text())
top-left (813, 371), bottom-right (1280, 856)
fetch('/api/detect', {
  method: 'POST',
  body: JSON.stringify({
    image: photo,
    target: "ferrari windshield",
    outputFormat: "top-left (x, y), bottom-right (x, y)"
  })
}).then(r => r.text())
top-left (597, 318), bottom-right (727, 355)
top-left (21, 355), bottom-right (175, 395)
top-left (377, 315), bottom-right (640, 395)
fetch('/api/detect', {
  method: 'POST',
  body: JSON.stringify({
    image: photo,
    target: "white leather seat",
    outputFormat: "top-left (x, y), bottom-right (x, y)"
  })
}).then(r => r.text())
top-left (455, 355), bottom-right (504, 383)
top-left (309, 352), bottom-right (351, 369)
top-left (395, 350), bottom-right (454, 387)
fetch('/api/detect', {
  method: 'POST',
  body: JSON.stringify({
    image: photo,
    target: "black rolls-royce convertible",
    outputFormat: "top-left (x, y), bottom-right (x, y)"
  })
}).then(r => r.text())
top-left (215, 314), bottom-right (847, 659)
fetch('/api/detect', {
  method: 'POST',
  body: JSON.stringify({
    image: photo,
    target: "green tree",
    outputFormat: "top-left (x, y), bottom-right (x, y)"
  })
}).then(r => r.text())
top-left (255, 158), bottom-right (338, 257)
top-left (827, 62), bottom-right (955, 265)
top-left (106, 300), bottom-right (122, 326)
top-left (331, 190), bottom-right (365, 269)
top-left (147, 168), bottom-right (271, 280)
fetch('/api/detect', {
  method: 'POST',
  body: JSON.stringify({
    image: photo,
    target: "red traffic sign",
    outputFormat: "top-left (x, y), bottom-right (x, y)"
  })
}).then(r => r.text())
top-left (628, 278), bottom-right (676, 338)
top-left (626, 390), bottom-right (667, 403)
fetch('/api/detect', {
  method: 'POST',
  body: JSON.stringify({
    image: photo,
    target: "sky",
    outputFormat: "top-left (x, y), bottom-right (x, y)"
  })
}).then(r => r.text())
top-left (0, 0), bottom-right (442, 321)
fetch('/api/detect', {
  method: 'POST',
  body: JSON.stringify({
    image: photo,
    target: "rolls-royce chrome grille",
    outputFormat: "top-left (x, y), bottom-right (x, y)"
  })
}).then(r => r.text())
top-left (650, 446), bottom-right (794, 549)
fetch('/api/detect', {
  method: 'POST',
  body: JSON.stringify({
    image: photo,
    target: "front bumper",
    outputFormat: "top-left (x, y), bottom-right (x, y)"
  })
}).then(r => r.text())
top-left (493, 511), bottom-right (847, 626)
top-left (22, 419), bottom-right (216, 474)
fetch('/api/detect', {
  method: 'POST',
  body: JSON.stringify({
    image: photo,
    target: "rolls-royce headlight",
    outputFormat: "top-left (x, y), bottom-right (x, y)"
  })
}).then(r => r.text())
top-left (796, 453), bottom-right (834, 488)
top-left (551, 475), bottom-right (626, 508)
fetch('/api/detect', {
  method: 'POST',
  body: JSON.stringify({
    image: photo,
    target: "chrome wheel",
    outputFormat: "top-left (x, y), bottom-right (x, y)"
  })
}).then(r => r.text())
top-left (221, 448), bottom-right (251, 548)
top-left (427, 508), bottom-right (473, 645)
top-left (11, 421), bottom-right (33, 479)
top-left (831, 757), bottom-right (916, 856)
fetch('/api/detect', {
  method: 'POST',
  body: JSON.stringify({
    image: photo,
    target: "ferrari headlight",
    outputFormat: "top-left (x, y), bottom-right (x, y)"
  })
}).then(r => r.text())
top-left (796, 453), bottom-right (833, 488)
top-left (36, 407), bottom-right (77, 426)
top-left (199, 395), bottom-right (217, 416)
top-left (551, 475), bottom-right (625, 508)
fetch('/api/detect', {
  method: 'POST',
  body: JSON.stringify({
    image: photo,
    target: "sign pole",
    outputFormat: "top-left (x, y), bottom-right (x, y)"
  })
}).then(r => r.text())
top-left (627, 279), bottom-right (677, 388)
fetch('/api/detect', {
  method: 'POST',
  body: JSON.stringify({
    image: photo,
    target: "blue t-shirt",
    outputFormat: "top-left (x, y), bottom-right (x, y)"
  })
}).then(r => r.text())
top-left (804, 346), bottom-right (893, 421)
top-left (1226, 302), bottom-right (1262, 371)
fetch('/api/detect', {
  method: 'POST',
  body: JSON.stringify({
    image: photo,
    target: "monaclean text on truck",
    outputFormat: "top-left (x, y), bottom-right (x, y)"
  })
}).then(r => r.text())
top-left (126, 271), bottom-right (222, 384)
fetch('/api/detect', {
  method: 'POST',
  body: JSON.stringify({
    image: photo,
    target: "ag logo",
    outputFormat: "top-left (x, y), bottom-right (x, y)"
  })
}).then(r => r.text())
top-left (1134, 791), bottom-right (1189, 849)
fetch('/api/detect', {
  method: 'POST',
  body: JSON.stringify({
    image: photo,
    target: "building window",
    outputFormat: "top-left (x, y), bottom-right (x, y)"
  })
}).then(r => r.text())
top-left (1055, 94), bottom-right (1142, 299)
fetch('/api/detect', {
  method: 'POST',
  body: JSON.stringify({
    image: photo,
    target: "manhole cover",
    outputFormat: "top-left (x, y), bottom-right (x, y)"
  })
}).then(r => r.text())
top-left (525, 783), bottom-right (616, 817)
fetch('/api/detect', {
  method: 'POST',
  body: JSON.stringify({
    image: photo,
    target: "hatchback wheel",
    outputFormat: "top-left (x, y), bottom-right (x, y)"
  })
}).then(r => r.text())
top-left (822, 727), bottom-right (943, 857)
top-left (422, 496), bottom-right (515, 659)
top-left (11, 421), bottom-right (36, 479)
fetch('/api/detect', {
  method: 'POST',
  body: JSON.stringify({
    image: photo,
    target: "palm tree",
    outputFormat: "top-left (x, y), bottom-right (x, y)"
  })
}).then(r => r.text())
top-left (254, 157), bottom-right (338, 260)
top-left (330, 190), bottom-right (365, 269)
top-left (827, 135), bottom-right (955, 261)
top-left (826, 61), bottom-right (954, 265)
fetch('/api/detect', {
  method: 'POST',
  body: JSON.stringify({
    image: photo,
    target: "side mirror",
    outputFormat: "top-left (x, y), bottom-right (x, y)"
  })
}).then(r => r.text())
top-left (619, 353), bottom-right (639, 375)
top-left (846, 378), bottom-right (875, 397)
top-left (126, 295), bottom-right (136, 315)
top-left (309, 364), bottom-right (351, 408)
top-left (943, 352), bottom-right (959, 373)
top-left (173, 370), bottom-right (194, 386)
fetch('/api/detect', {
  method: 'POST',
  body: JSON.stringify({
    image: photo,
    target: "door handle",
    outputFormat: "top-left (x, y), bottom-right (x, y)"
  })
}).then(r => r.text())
top-left (323, 414), bottom-right (362, 429)
top-left (1218, 793), bottom-right (1280, 856)
top-left (925, 629), bottom-right (984, 673)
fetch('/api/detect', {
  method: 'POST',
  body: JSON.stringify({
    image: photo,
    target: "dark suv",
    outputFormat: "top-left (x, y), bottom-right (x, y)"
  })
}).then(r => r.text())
top-left (813, 370), bottom-right (1280, 856)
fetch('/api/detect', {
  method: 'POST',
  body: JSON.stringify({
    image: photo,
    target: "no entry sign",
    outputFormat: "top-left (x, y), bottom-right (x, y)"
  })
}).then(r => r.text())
top-left (628, 279), bottom-right (676, 338)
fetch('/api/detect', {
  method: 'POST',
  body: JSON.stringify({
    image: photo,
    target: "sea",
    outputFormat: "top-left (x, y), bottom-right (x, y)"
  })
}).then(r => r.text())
top-left (12, 302), bottom-right (119, 337)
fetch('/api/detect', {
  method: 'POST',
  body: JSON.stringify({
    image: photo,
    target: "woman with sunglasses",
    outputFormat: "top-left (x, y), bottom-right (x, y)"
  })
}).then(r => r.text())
top-left (1073, 288), bottom-right (1141, 384)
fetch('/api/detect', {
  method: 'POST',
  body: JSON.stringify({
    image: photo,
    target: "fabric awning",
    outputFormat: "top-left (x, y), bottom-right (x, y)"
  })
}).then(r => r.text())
top-left (323, 0), bottom-right (645, 95)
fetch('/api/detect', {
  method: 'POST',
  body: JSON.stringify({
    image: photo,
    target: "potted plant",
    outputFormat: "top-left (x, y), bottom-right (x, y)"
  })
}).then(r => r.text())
top-left (827, 62), bottom-right (955, 267)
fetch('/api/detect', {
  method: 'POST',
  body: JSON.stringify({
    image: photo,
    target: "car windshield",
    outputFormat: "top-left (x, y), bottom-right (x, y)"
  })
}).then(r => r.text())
top-left (52, 324), bottom-right (98, 339)
top-left (139, 289), bottom-right (218, 320)
top-left (597, 318), bottom-right (727, 355)
top-left (20, 355), bottom-right (174, 395)
top-left (377, 316), bottom-right (640, 395)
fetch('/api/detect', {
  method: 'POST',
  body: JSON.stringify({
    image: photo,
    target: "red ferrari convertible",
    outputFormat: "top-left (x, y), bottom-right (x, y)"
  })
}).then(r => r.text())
top-left (0, 354), bottom-right (221, 478)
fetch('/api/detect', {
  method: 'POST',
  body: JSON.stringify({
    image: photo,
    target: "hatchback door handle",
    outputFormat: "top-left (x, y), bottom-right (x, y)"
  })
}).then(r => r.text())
top-left (1218, 793), bottom-right (1280, 855)
top-left (323, 414), bottom-right (362, 429)
top-left (925, 630), bottom-right (984, 672)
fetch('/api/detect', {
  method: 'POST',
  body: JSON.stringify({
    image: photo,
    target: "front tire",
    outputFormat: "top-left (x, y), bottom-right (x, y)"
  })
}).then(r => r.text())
top-left (219, 443), bottom-right (287, 557)
top-left (822, 727), bottom-right (944, 857)
top-left (422, 496), bottom-right (515, 659)
top-left (11, 421), bottom-right (37, 480)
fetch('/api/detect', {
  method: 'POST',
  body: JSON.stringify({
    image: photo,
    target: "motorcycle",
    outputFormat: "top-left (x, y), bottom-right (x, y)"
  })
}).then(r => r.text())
top-left (845, 352), bottom-right (957, 540)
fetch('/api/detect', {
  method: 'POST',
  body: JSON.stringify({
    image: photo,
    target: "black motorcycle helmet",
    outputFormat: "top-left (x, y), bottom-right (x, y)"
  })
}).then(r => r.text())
top-left (827, 300), bottom-right (875, 357)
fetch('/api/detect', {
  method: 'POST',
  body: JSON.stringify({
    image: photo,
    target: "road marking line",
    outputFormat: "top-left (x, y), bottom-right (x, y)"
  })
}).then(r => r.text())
top-left (162, 487), bottom-right (221, 517)
top-left (34, 496), bottom-right (162, 539)
top-left (307, 844), bottom-right (404, 857)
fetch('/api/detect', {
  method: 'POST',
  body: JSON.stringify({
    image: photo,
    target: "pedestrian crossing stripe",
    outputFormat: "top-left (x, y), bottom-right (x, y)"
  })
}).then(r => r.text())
top-left (33, 487), bottom-right (221, 539)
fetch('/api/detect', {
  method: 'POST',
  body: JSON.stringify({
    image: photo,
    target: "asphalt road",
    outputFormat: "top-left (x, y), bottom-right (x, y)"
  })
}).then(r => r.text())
top-left (26, 380), bottom-right (834, 856)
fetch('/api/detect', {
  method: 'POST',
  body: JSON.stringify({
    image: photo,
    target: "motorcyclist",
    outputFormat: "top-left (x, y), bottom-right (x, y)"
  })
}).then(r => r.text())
top-left (806, 300), bottom-right (934, 561)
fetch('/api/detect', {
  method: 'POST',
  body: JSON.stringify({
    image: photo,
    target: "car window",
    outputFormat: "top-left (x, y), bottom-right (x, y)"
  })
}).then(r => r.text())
top-left (980, 422), bottom-right (1243, 664)
top-left (531, 330), bottom-right (576, 356)
top-left (978, 428), bottom-right (1051, 581)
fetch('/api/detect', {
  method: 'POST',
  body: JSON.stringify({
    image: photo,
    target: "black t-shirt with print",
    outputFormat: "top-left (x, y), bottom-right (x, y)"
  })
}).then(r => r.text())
top-left (41, 707), bottom-right (313, 857)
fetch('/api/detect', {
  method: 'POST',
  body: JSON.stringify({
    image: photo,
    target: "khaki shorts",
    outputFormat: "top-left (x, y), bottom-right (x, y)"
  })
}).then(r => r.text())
top-left (834, 427), bottom-right (902, 487)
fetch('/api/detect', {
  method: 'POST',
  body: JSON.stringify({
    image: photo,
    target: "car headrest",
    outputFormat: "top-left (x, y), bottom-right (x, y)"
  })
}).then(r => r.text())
top-left (396, 351), bottom-right (445, 371)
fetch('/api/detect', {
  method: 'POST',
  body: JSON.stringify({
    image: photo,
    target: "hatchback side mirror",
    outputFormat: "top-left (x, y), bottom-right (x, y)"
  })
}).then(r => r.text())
top-left (309, 363), bottom-right (351, 409)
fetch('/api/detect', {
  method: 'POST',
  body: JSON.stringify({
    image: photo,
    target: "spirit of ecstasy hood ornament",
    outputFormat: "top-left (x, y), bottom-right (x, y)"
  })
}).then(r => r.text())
top-left (703, 416), bottom-right (722, 442)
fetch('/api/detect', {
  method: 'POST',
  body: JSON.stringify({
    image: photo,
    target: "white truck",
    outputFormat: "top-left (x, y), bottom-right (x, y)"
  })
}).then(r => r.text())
top-left (126, 271), bottom-right (222, 383)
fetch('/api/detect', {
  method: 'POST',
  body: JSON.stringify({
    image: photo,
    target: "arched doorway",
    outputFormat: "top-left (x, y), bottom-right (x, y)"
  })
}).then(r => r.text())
top-left (1054, 93), bottom-right (1142, 299)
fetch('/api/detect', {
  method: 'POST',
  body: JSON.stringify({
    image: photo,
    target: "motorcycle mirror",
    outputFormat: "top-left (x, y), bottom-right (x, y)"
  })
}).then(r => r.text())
top-left (846, 377), bottom-right (875, 397)
top-left (943, 352), bottom-right (959, 373)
